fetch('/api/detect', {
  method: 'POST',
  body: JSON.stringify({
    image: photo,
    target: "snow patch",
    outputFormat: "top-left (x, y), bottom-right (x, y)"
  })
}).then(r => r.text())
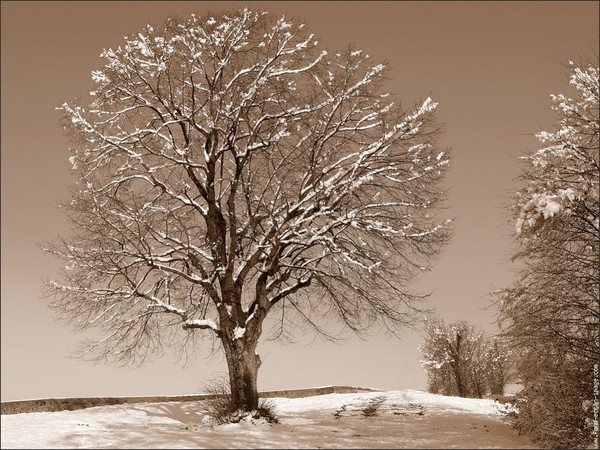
top-left (184, 318), bottom-right (219, 332)
top-left (516, 188), bottom-right (576, 234)
top-left (0, 390), bottom-right (535, 449)
top-left (233, 326), bottom-right (246, 340)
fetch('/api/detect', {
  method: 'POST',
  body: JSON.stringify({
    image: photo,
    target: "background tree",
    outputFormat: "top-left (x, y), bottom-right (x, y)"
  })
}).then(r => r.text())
top-left (45, 8), bottom-right (451, 414)
top-left (420, 316), bottom-right (511, 398)
top-left (497, 59), bottom-right (599, 448)
top-left (419, 316), bottom-right (458, 396)
top-left (483, 337), bottom-right (512, 397)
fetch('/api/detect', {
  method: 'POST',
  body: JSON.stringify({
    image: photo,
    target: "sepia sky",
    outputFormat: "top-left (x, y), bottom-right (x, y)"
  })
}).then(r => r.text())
top-left (1, 1), bottom-right (598, 402)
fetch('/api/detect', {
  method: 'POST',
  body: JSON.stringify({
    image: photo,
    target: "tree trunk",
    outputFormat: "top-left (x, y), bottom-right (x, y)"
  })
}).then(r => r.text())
top-left (454, 366), bottom-right (467, 397)
top-left (222, 335), bottom-right (262, 412)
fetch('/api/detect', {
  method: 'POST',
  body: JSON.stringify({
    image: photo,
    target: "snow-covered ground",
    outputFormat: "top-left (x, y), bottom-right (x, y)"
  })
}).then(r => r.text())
top-left (1, 389), bottom-right (537, 449)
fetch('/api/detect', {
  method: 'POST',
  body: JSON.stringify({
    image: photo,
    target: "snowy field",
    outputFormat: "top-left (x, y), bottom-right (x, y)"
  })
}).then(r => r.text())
top-left (1, 389), bottom-right (537, 449)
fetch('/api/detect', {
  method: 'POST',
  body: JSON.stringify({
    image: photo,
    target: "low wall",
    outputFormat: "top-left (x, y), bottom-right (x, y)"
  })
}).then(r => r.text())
top-left (1, 385), bottom-right (379, 415)
top-left (260, 385), bottom-right (378, 398)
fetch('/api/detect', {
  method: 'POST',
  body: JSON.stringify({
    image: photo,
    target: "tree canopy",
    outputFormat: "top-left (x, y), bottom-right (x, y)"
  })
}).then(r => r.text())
top-left (45, 8), bottom-right (451, 412)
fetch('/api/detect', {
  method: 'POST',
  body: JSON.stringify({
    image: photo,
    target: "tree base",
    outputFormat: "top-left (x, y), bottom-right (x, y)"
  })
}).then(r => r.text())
top-left (227, 407), bottom-right (279, 425)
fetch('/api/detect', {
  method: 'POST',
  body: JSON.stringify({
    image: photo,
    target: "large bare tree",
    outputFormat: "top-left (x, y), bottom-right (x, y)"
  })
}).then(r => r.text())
top-left (46, 8), bottom-right (451, 413)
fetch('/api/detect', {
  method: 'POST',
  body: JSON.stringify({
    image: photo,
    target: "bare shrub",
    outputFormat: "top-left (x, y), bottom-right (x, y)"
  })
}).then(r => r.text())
top-left (362, 399), bottom-right (384, 417)
top-left (200, 375), bottom-right (278, 424)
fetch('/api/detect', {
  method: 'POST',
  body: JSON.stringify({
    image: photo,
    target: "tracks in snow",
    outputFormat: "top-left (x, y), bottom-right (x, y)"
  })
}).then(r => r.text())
top-left (333, 395), bottom-right (425, 419)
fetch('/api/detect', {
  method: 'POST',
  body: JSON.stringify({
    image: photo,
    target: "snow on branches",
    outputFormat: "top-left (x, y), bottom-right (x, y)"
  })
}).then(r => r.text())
top-left (48, 8), bottom-right (451, 367)
top-left (515, 61), bottom-right (599, 236)
top-left (499, 58), bottom-right (598, 448)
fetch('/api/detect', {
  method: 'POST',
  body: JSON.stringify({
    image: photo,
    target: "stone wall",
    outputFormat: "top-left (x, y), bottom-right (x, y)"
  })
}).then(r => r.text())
top-left (260, 385), bottom-right (379, 398)
top-left (1, 385), bottom-right (379, 415)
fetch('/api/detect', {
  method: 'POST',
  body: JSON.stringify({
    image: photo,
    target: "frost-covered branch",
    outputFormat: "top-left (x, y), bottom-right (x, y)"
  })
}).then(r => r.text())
top-left (47, 8), bottom-right (451, 367)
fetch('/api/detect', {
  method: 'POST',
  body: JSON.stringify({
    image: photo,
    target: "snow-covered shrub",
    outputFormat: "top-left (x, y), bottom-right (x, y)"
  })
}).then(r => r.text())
top-left (498, 58), bottom-right (599, 449)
